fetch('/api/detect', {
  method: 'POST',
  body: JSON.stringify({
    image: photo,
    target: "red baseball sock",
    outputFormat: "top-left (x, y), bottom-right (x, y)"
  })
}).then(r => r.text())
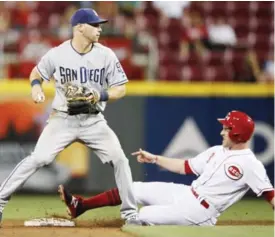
top-left (82, 188), bottom-right (122, 211)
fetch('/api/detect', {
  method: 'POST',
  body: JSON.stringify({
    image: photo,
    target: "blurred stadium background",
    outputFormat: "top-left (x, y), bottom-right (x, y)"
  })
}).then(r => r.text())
top-left (0, 1), bottom-right (273, 196)
top-left (0, 1), bottom-right (274, 82)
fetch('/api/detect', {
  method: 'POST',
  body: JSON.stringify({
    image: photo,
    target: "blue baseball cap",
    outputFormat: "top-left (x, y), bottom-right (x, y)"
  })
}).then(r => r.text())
top-left (70, 8), bottom-right (108, 26)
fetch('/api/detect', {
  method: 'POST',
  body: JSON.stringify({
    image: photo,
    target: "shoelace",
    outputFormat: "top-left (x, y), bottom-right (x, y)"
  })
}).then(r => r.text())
top-left (0, 204), bottom-right (5, 213)
top-left (126, 214), bottom-right (139, 221)
top-left (0, 200), bottom-right (8, 212)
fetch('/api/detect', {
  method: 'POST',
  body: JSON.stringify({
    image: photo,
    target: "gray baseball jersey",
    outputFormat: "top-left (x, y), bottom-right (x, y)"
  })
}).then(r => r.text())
top-left (36, 40), bottom-right (128, 112)
top-left (0, 40), bottom-right (138, 221)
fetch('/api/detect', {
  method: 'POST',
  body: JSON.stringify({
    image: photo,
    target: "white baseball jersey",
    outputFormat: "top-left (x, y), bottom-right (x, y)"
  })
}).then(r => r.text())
top-left (124, 146), bottom-right (273, 226)
top-left (188, 145), bottom-right (273, 213)
top-left (36, 40), bottom-right (128, 112)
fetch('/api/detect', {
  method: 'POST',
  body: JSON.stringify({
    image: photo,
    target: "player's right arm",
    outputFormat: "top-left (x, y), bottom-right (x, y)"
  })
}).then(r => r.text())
top-left (30, 67), bottom-right (45, 103)
top-left (30, 48), bottom-right (56, 103)
top-left (131, 149), bottom-right (194, 175)
top-left (132, 147), bottom-right (217, 175)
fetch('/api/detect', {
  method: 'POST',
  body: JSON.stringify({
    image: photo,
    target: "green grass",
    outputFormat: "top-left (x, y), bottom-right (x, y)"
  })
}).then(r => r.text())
top-left (217, 199), bottom-right (273, 221)
top-left (123, 226), bottom-right (274, 237)
top-left (3, 195), bottom-right (274, 237)
top-left (4, 194), bottom-right (119, 220)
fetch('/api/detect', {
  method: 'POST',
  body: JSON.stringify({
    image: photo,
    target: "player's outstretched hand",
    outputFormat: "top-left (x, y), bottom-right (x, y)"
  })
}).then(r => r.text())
top-left (32, 84), bottom-right (45, 103)
top-left (131, 148), bottom-right (157, 164)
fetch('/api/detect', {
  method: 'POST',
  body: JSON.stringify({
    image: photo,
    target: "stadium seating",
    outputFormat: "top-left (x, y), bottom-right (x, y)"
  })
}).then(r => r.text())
top-left (3, 1), bottom-right (274, 81)
top-left (142, 1), bottom-right (273, 81)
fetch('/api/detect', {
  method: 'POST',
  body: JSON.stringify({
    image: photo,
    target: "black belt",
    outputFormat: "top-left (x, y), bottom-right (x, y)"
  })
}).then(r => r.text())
top-left (55, 110), bottom-right (99, 115)
top-left (191, 188), bottom-right (210, 209)
top-left (71, 110), bottom-right (99, 115)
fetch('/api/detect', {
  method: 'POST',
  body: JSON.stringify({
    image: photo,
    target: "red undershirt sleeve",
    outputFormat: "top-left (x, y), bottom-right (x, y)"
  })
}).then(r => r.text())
top-left (184, 160), bottom-right (195, 175)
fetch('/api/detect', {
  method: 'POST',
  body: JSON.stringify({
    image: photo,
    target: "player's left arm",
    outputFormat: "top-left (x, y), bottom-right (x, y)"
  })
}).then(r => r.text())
top-left (86, 84), bottom-right (126, 104)
top-left (104, 49), bottom-right (128, 102)
top-left (106, 84), bottom-right (126, 101)
top-left (244, 159), bottom-right (274, 209)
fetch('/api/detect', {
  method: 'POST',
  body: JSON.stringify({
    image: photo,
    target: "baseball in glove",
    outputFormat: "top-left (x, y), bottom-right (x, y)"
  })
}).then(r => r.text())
top-left (64, 84), bottom-right (100, 115)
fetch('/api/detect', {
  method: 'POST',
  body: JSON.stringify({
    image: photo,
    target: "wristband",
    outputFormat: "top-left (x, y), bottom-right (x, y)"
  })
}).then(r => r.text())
top-left (99, 90), bottom-right (109, 101)
top-left (31, 79), bottom-right (41, 87)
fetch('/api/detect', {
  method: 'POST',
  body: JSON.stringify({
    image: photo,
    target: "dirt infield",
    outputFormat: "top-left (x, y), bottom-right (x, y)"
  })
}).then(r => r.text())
top-left (0, 219), bottom-right (130, 237)
top-left (0, 219), bottom-right (273, 237)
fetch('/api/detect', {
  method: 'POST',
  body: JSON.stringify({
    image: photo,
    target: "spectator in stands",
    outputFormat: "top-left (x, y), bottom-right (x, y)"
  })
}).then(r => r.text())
top-left (180, 10), bottom-right (208, 58)
top-left (235, 50), bottom-right (270, 84)
top-left (48, 13), bottom-right (61, 38)
top-left (0, 2), bottom-right (21, 45)
top-left (153, 1), bottom-right (190, 19)
top-left (207, 17), bottom-right (237, 50)
top-left (92, 1), bottom-right (122, 36)
top-left (57, 4), bottom-right (76, 40)
top-left (27, 12), bottom-right (40, 29)
top-left (7, 2), bottom-right (38, 30)
top-left (116, 1), bottom-right (143, 39)
top-left (0, 1), bottom-right (21, 71)
top-left (0, 2), bottom-right (10, 34)
top-left (20, 29), bottom-right (51, 62)
top-left (258, 53), bottom-right (274, 83)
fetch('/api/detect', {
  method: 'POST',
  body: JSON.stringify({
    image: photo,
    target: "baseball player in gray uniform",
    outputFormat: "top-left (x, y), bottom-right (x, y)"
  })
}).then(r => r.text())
top-left (0, 8), bottom-right (140, 225)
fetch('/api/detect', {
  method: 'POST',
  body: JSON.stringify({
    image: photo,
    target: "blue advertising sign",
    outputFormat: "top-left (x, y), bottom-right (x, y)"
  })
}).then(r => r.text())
top-left (144, 97), bottom-right (274, 185)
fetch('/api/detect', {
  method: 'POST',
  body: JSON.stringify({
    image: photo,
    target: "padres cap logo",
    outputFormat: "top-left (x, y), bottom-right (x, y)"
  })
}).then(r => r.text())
top-left (224, 163), bottom-right (243, 180)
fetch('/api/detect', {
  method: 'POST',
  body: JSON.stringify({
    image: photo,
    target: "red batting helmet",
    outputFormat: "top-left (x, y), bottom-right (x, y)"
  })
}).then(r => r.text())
top-left (218, 110), bottom-right (255, 143)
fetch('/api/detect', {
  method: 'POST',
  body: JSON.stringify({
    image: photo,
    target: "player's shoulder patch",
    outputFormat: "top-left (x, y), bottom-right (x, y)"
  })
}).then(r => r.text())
top-left (224, 163), bottom-right (244, 180)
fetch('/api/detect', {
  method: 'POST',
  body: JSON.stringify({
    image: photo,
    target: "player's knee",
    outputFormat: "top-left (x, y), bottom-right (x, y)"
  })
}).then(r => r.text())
top-left (110, 149), bottom-right (128, 164)
top-left (139, 206), bottom-right (156, 225)
top-left (112, 155), bottom-right (129, 166)
top-left (133, 182), bottom-right (145, 204)
top-left (29, 153), bottom-right (54, 167)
